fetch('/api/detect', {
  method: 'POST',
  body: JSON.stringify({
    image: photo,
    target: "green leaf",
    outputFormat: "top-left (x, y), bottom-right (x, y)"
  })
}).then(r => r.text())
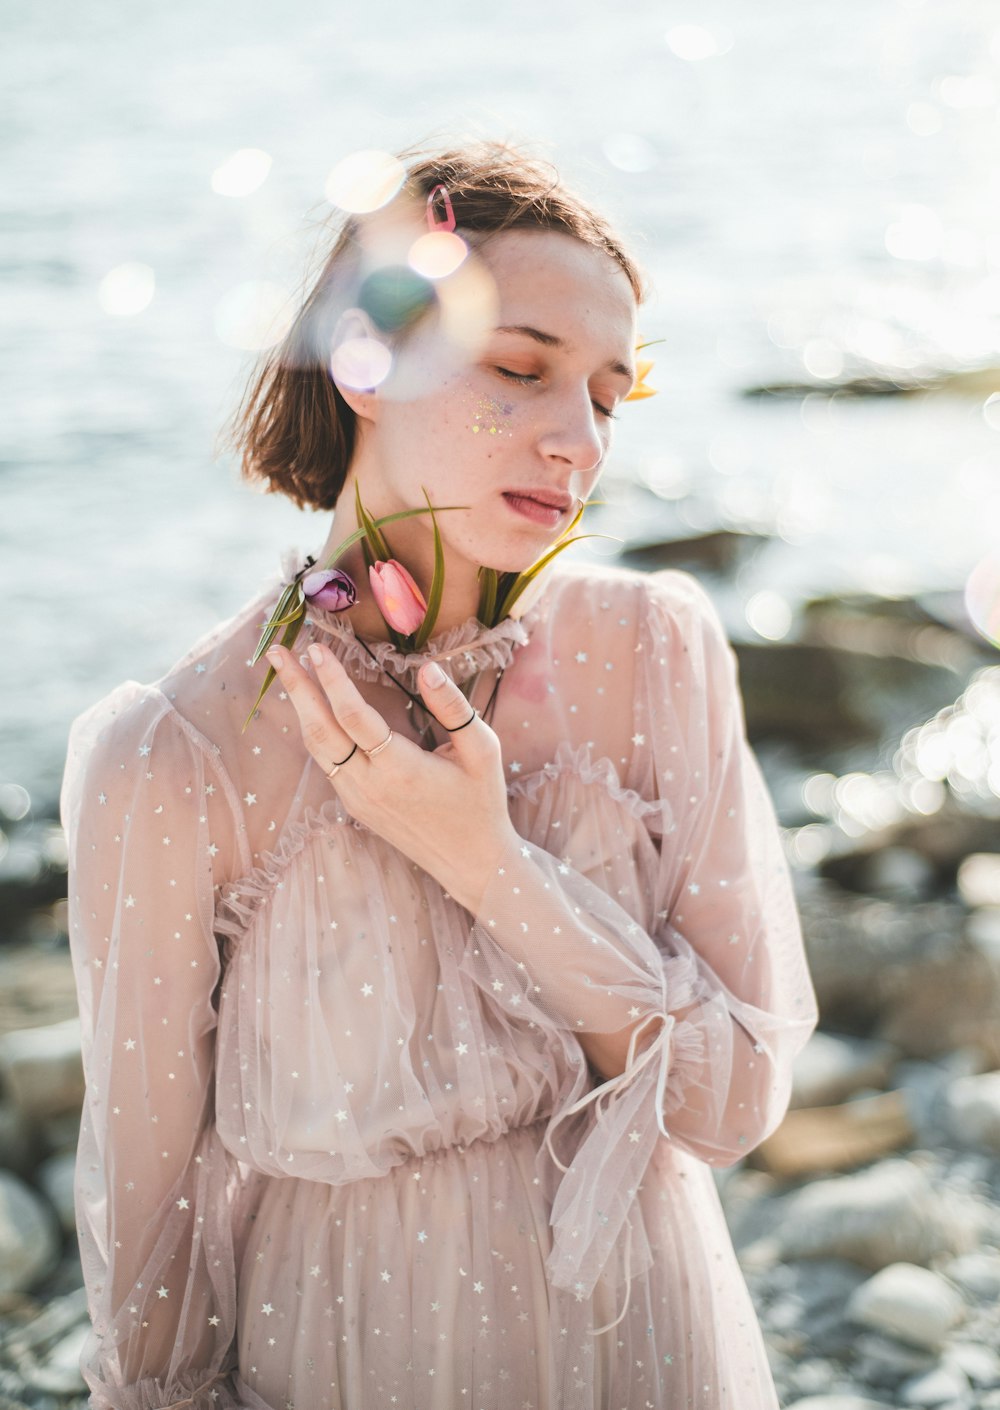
top-left (477, 566), bottom-right (498, 626)
top-left (496, 532), bottom-right (621, 619)
top-left (242, 607), bottom-right (307, 731)
top-left (249, 581), bottom-right (305, 666)
top-left (355, 480), bottom-right (390, 561)
top-left (412, 489), bottom-right (445, 649)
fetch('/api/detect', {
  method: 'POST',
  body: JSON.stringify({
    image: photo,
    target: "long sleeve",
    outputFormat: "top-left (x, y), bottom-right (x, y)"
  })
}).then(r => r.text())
top-left (463, 569), bottom-right (818, 1306)
top-left (61, 683), bottom-right (251, 1410)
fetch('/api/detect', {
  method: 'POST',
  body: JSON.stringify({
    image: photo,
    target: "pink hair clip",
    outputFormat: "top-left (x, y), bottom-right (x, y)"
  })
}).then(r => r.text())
top-left (426, 183), bottom-right (456, 233)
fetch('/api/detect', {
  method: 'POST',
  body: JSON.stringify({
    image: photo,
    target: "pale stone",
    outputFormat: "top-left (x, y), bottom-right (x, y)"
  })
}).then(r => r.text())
top-left (941, 1070), bottom-right (1000, 1153)
top-left (758, 1160), bottom-right (984, 1271)
top-left (900, 1363), bottom-right (971, 1406)
top-left (0, 1017), bottom-right (83, 1119)
top-left (791, 1031), bottom-right (896, 1109)
top-left (847, 1263), bottom-right (965, 1350)
top-left (37, 1150), bottom-right (77, 1236)
top-left (0, 1168), bottom-right (60, 1294)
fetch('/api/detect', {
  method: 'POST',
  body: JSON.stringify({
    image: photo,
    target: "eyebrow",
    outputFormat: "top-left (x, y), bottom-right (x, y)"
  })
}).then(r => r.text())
top-left (495, 324), bottom-right (635, 384)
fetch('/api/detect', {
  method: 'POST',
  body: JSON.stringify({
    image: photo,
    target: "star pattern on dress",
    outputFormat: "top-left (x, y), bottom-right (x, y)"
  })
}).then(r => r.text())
top-left (62, 564), bottom-right (815, 1405)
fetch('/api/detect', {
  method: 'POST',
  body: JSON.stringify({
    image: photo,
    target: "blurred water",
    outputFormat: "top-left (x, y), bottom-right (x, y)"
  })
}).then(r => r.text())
top-left (3, 0), bottom-right (999, 806)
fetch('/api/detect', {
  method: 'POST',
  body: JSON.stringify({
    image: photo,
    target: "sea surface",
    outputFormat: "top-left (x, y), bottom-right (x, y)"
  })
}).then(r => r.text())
top-left (3, 0), bottom-right (999, 808)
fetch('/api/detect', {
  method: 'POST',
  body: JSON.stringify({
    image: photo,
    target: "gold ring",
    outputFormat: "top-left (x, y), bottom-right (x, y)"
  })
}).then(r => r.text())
top-left (362, 729), bottom-right (394, 759)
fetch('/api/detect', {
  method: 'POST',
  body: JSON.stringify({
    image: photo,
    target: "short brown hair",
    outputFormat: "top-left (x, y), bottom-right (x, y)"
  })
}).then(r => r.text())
top-left (225, 139), bottom-right (647, 512)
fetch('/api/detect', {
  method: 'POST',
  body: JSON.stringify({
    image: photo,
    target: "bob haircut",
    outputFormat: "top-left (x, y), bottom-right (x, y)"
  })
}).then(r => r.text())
top-left (227, 139), bottom-right (647, 513)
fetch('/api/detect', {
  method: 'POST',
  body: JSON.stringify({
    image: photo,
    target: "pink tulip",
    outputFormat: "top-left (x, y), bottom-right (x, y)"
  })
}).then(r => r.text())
top-left (369, 559), bottom-right (428, 636)
top-left (302, 568), bottom-right (357, 612)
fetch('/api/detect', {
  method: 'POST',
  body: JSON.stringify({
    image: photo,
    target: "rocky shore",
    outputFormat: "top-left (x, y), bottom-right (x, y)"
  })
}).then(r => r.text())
top-left (1, 572), bottom-right (999, 1409)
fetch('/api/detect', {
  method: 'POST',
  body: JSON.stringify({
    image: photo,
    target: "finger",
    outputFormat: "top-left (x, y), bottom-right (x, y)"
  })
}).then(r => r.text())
top-left (265, 645), bottom-right (356, 765)
top-left (417, 662), bottom-right (493, 752)
top-left (305, 642), bottom-right (396, 756)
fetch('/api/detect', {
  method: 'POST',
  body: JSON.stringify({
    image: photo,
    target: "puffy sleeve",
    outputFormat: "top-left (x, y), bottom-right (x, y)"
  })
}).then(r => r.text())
top-left (463, 569), bottom-right (818, 1309)
top-left (61, 683), bottom-right (251, 1409)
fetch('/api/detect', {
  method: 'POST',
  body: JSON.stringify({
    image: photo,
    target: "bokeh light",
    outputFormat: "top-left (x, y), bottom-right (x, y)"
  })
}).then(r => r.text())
top-left (602, 134), bottom-right (659, 173)
top-left (983, 394), bottom-right (1000, 431)
top-left (329, 336), bottom-right (393, 391)
top-left (884, 205), bottom-right (942, 262)
top-left (745, 590), bottom-right (793, 640)
top-left (665, 24), bottom-right (733, 61)
top-left (408, 232), bottom-right (468, 280)
top-left (98, 262), bottom-right (155, 316)
top-left (965, 557), bottom-right (1000, 648)
top-left (324, 150), bottom-right (405, 214)
top-left (213, 281), bottom-right (292, 351)
top-left (211, 147), bottom-right (272, 197)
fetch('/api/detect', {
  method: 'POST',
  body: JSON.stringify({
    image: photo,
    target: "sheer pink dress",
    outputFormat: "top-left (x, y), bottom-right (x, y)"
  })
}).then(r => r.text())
top-left (62, 555), bottom-right (818, 1409)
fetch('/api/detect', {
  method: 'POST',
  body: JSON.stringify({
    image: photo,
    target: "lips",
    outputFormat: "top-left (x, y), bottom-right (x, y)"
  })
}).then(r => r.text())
top-left (502, 488), bottom-right (573, 512)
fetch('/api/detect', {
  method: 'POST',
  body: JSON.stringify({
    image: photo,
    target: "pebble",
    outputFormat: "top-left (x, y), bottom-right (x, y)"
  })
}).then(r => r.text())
top-left (0, 1168), bottom-right (60, 1294)
top-left (784, 1398), bottom-right (898, 1409)
top-left (0, 1016), bottom-right (83, 1119)
top-left (944, 1341), bottom-right (1000, 1388)
top-left (751, 1159), bottom-right (984, 1271)
top-left (37, 1150), bottom-right (77, 1236)
top-left (899, 1363), bottom-right (971, 1406)
top-left (791, 1031), bottom-right (897, 1109)
top-left (943, 1250), bottom-right (1000, 1302)
top-left (846, 1263), bottom-right (965, 1351)
top-left (942, 1070), bottom-right (1000, 1154)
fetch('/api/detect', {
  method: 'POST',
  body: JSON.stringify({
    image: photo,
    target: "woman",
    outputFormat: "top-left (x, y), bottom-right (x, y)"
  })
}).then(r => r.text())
top-left (62, 140), bottom-right (818, 1409)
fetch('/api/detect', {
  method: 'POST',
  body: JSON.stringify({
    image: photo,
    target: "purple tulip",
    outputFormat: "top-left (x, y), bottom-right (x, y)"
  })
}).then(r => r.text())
top-left (301, 568), bottom-right (357, 612)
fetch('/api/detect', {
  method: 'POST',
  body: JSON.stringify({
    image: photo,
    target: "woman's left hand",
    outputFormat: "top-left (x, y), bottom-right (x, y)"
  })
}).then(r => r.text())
top-left (265, 641), bottom-right (518, 912)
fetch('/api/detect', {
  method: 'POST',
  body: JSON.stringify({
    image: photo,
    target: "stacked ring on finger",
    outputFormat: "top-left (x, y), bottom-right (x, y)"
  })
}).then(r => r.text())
top-left (361, 729), bottom-right (394, 759)
top-left (325, 743), bottom-right (358, 781)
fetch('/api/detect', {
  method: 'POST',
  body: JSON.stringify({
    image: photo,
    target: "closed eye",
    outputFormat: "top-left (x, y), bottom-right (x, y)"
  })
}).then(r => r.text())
top-left (494, 366), bottom-right (618, 420)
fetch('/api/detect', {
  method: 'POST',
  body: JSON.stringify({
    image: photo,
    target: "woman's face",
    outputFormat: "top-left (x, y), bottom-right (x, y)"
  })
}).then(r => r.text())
top-left (341, 228), bottom-right (639, 575)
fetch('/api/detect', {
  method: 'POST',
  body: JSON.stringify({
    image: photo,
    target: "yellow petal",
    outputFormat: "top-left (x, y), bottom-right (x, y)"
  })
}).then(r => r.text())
top-left (624, 380), bottom-right (657, 402)
top-left (634, 359), bottom-right (655, 382)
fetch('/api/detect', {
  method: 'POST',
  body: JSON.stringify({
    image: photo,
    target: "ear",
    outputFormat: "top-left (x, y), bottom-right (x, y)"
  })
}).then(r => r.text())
top-left (329, 306), bottom-right (389, 421)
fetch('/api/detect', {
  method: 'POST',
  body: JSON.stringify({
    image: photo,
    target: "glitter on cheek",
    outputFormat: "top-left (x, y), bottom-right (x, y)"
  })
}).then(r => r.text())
top-left (469, 394), bottom-right (515, 438)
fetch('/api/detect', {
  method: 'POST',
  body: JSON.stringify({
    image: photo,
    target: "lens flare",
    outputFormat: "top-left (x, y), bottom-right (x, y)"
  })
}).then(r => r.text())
top-left (408, 231), bottom-right (468, 280)
top-left (602, 134), bottom-right (659, 173)
top-left (665, 23), bottom-right (733, 60)
top-left (99, 263), bottom-right (155, 316)
top-left (211, 148), bottom-right (272, 197)
top-left (745, 591), bottom-right (793, 641)
top-left (965, 558), bottom-right (1000, 648)
top-left (329, 336), bottom-right (392, 390)
top-left (213, 281), bottom-right (292, 351)
top-left (325, 150), bottom-right (405, 214)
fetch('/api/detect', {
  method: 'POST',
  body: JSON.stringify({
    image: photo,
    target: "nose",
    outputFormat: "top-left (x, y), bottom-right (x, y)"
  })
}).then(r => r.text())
top-left (535, 384), bottom-right (607, 477)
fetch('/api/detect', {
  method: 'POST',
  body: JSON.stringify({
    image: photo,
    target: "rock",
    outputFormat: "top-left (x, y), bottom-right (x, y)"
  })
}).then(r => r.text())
top-left (859, 847), bottom-right (937, 901)
top-left (37, 1150), bottom-right (77, 1235)
top-left (847, 1263), bottom-right (965, 1350)
top-left (21, 1322), bottom-right (89, 1392)
top-left (784, 1398), bottom-right (898, 1410)
top-left (791, 1032), bottom-right (897, 1108)
top-left (755, 1159), bottom-right (985, 1271)
top-left (0, 1095), bottom-right (37, 1176)
top-left (0, 1168), bottom-right (60, 1294)
top-left (942, 1251), bottom-right (1000, 1302)
top-left (0, 1016), bottom-right (83, 1119)
top-left (899, 1363), bottom-right (971, 1406)
top-left (944, 1341), bottom-right (1000, 1388)
top-left (853, 1329), bottom-right (936, 1384)
top-left (941, 1071), bottom-right (1000, 1153)
top-left (755, 1090), bottom-right (913, 1178)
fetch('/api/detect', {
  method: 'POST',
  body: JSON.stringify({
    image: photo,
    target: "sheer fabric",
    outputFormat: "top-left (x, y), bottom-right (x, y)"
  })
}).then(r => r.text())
top-left (62, 556), bottom-right (818, 1409)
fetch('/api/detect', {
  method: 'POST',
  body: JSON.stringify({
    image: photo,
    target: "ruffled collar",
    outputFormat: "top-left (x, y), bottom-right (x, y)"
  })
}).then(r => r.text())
top-left (278, 547), bottom-right (549, 689)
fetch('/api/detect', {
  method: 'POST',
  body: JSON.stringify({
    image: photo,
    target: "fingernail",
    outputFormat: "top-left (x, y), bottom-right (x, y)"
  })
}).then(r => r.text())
top-left (423, 661), bottom-right (445, 687)
top-left (308, 643), bottom-right (324, 665)
top-left (266, 649), bottom-right (282, 669)
top-left (298, 653), bottom-right (311, 668)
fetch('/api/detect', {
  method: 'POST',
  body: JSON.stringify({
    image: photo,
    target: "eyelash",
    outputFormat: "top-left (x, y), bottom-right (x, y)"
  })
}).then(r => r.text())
top-left (494, 366), bottom-right (618, 421)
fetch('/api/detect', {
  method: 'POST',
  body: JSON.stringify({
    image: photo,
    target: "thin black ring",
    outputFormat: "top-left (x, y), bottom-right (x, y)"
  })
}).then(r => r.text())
top-left (443, 709), bottom-right (478, 733)
top-left (331, 742), bottom-right (359, 767)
